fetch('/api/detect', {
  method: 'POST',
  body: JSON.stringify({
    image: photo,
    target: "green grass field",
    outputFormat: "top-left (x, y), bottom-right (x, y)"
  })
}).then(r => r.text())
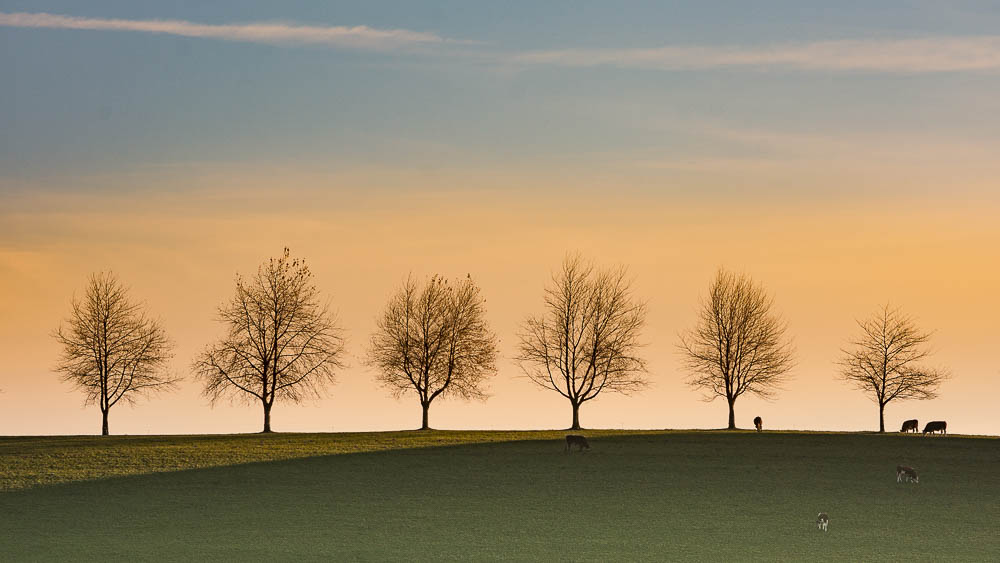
top-left (2, 430), bottom-right (998, 561)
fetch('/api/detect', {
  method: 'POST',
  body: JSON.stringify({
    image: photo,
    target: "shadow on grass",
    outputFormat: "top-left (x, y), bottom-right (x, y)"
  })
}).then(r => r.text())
top-left (2, 431), bottom-right (998, 560)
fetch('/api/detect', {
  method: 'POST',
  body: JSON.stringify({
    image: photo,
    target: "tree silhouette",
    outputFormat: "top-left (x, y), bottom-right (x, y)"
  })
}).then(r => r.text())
top-left (517, 254), bottom-right (648, 430)
top-left (367, 275), bottom-right (499, 430)
top-left (678, 269), bottom-right (794, 430)
top-left (839, 304), bottom-right (947, 433)
top-left (194, 249), bottom-right (345, 433)
top-left (53, 272), bottom-right (175, 435)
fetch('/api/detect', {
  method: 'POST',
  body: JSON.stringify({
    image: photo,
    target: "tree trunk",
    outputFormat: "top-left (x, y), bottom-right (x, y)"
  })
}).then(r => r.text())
top-left (727, 398), bottom-right (736, 430)
top-left (878, 403), bottom-right (885, 433)
top-left (262, 402), bottom-right (272, 433)
top-left (420, 401), bottom-right (430, 430)
top-left (570, 401), bottom-right (581, 430)
top-left (101, 409), bottom-right (109, 436)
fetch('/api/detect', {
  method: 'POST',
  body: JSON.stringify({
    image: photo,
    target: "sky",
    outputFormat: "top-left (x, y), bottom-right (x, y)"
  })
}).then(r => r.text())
top-left (2, 1), bottom-right (999, 436)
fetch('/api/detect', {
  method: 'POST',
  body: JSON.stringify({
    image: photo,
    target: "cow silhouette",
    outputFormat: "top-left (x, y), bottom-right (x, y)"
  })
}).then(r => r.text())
top-left (922, 421), bottom-right (947, 435)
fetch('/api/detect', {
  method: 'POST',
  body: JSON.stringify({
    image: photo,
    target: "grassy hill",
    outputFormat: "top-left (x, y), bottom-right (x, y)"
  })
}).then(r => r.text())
top-left (2, 430), bottom-right (997, 561)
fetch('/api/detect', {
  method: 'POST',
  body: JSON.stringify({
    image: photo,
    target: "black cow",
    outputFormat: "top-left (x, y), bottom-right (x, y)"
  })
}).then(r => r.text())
top-left (753, 416), bottom-right (763, 432)
top-left (922, 420), bottom-right (947, 435)
top-left (900, 419), bottom-right (918, 433)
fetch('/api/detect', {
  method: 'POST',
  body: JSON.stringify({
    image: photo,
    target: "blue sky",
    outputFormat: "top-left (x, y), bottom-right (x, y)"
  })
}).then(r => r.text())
top-left (5, 1), bottom-right (1000, 199)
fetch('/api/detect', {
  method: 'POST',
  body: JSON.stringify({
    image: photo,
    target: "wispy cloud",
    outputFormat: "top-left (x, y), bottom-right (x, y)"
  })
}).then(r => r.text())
top-left (515, 36), bottom-right (1000, 73)
top-left (0, 11), bottom-right (457, 51)
top-left (6, 11), bottom-right (1000, 73)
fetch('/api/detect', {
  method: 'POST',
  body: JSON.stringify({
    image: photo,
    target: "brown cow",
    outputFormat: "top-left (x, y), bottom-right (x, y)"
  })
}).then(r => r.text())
top-left (922, 421), bottom-right (947, 435)
top-left (900, 419), bottom-right (918, 433)
top-left (896, 465), bottom-right (919, 483)
top-left (753, 416), bottom-right (763, 432)
top-left (565, 435), bottom-right (590, 452)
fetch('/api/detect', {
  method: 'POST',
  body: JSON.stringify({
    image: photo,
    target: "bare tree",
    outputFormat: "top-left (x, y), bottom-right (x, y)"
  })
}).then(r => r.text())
top-left (517, 255), bottom-right (648, 430)
top-left (193, 248), bottom-right (346, 433)
top-left (53, 272), bottom-right (175, 436)
top-left (367, 275), bottom-right (499, 430)
top-left (839, 304), bottom-right (948, 433)
top-left (678, 269), bottom-right (794, 430)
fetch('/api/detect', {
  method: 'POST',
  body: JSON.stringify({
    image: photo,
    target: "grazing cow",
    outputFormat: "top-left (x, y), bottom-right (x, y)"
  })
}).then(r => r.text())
top-left (565, 435), bottom-right (590, 452)
top-left (816, 512), bottom-right (829, 532)
top-left (896, 465), bottom-right (919, 484)
top-left (922, 421), bottom-right (947, 435)
top-left (753, 416), bottom-right (763, 432)
top-left (900, 419), bottom-right (918, 433)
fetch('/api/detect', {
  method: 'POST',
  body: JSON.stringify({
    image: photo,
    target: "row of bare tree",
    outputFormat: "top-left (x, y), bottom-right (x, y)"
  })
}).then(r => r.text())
top-left (53, 250), bottom-right (948, 436)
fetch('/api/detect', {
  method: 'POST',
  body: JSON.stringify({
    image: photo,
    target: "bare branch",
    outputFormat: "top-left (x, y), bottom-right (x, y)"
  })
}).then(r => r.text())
top-left (677, 269), bottom-right (795, 429)
top-left (516, 254), bottom-right (648, 429)
top-left (838, 303), bottom-right (949, 431)
top-left (52, 272), bottom-right (177, 435)
top-left (192, 248), bottom-right (346, 432)
top-left (366, 274), bottom-right (499, 429)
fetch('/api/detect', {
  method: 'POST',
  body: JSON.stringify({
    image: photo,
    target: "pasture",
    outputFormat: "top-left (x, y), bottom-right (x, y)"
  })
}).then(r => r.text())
top-left (1, 430), bottom-right (997, 561)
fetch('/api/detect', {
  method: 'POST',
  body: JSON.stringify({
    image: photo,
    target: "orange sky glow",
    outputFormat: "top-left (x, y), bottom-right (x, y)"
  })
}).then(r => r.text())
top-left (1, 183), bottom-right (997, 436)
